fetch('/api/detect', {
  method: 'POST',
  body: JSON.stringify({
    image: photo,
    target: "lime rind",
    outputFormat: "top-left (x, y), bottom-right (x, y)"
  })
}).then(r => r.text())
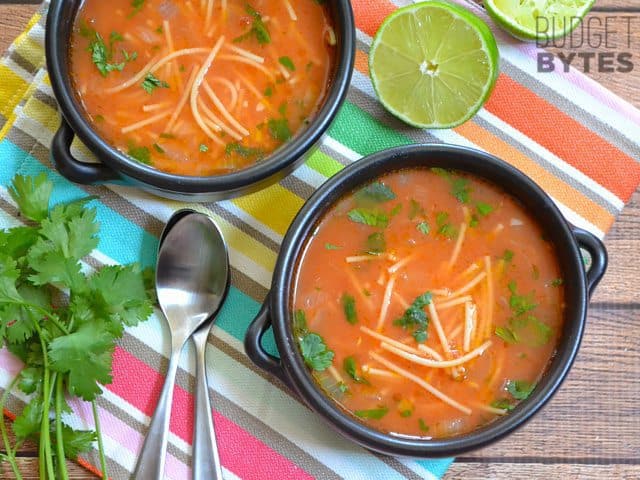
top-left (369, 0), bottom-right (500, 130)
top-left (485, 0), bottom-right (596, 42)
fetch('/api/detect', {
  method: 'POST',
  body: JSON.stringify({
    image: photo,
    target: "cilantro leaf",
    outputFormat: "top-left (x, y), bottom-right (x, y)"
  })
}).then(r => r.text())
top-left (300, 333), bottom-right (334, 371)
top-left (18, 366), bottom-right (42, 395)
top-left (393, 292), bottom-right (432, 343)
top-left (267, 118), bottom-right (292, 142)
top-left (49, 325), bottom-right (115, 401)
top-left (26, 238), bottom-right (85, 290)
top-left (88, 264), bottom-right (154, 330)
top-left (88, 32), bottom-right (134, 77)
top-left (55, 424), bottom-right (97, 460)
top-left (278, 56), bottom-right (295, 71)
top-left (507, 380), bottom-right (536, 400)
top-left (347, 208), bottom-right (389, 228)
top-left (9, 173), bottom-right (52, 221)
top-left (12, 397), bottom-right (43, 440)
top-left (0, 255), bottom-right (22, 303)
top-left (142, 72), bottom-right (169, 94)
top-left (324, 243), bottom-right (342, 250)
top-left (502, 250), bottom-right (514, 262)
top-left (435, 211), bottom-right (458, 239)
top-left (366, 231), bottom-right (386, 255)
top-left (418, 418), bottom-right (430, 431)
top-left (476, 201), bottom-right (494, 217)
top-left (408, 199), bottom-right (425, 220)
top-left (343, 356), bottom-right (369, 384)
top-left (355, 182), bottom-right (396, 204)
top-left (495, 325), bottom-right (518, 344)
top-left (341, 293), bottom-right (357, 325)
top-left (293, 309), bottom-right (308, 337)
top-left (0, 227), bottom-right (40, 260)
top-left (490, 398), bottom-right (515, 411)
top-left (354, 407), bottom-right (388, 420)
top-left (43, 203), bottom-right (99, 260)
top-left (508, 281), bottom-right (538, 316)
top-left (225, 142), bottom-right (264, 159)
top-left (128, 145), bottom-right (151, 164)
top-left (416, 222), bottom-right (430, 235)
top-left (233, 4), bottom-right (270, 44)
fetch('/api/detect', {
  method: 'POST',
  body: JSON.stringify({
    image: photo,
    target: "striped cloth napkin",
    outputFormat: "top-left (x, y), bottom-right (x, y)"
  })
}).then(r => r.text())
top-left (1, 1), bottom-right (639, 479)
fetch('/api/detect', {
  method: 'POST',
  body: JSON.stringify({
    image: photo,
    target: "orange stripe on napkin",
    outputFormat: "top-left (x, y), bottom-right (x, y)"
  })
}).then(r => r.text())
top-left (456, 121), bottom-right (614, 232)
top-left (486, 75), bottom-right (640, 202)
top-left (350, 0), bottom-right (395, 37)
top-left (355, 49), bottom-right (369, 76)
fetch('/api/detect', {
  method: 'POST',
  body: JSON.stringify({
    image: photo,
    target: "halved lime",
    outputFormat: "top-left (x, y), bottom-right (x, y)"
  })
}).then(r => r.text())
top-left (485, 0), bottom-right (595, 42)
top-left (369, 1), bottom-right (499, 129)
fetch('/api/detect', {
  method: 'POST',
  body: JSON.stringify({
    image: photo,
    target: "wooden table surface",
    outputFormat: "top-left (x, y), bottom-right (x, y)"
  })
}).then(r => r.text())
top-left (0, 1), bottom-right (638, 479)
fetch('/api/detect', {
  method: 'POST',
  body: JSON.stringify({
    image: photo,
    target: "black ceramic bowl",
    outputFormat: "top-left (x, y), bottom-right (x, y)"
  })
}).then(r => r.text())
top-left (45, 0), bottom-right (355, 202)
top-left (245, 144), bottom-right (607, 457)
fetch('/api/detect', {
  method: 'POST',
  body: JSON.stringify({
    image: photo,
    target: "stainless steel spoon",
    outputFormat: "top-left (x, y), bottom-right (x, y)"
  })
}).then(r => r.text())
top-left (133, 210), bottom-right (229, 480)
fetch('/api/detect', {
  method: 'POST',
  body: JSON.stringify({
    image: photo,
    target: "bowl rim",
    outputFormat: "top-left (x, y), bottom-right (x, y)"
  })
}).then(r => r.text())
top-left (45, 0), bottom-right (355, 193)
top-left (269, 143), bottom-right (589, 457)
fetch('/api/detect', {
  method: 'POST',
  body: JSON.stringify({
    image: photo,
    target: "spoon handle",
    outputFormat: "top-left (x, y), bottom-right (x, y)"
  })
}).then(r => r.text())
top-left (192, 327), bottom-right (224, 480)
top-left (133, 338), bottom-right (184, 480)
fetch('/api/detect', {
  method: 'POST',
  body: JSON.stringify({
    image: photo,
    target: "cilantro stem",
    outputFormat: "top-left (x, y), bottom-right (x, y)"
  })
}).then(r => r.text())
top-left (91, 400), bottom-right (109, 480)
top-left (55, 376), bottom-right (69, 480)
top-left (33, 322), bottom-right (55, 480)
top-left (0, 377), bottom-right (23, 480)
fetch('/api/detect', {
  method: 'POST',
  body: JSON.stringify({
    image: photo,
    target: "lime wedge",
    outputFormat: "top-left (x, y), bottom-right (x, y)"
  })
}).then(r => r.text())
top-left (485, 0), bottom-right (595, 41)
top-left (369, 1), bottom-right (499, 129)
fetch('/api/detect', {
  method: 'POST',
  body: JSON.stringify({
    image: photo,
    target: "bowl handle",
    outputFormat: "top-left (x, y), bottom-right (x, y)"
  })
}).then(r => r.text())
top-left (244, 298), bottom-right (291, 387)
top-left (572, 227), bottom-right (608, 298)
top-left (51, 117), bottom-right (120, 184)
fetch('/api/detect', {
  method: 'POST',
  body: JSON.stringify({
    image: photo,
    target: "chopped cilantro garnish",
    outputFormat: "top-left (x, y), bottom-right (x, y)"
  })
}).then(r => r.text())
top-left (508, 281), bottom-right (537, 315)
top-left (507, 380), bottom-right (536, 400)
top-left (418, 418), bottom-right (430, 432)
top-left (354, 407), bottom-right (388, 420)
top-left (199, 144), bottom-right (209, 153)
top-left (417, 222), bottom-right (430, 235)
top-left (88, 32), bottom-right (136, 77)
top-left (355, 182), bottom-right (396, 204)
top-left (141, 72), bottom-right (169, 94)
top-left (324, 243), bottom-right (342, 250)
top-left (267, 118), bottom-right (292, 142)
top-left (393, 292), bottom-right (432, 343)
top-left (341, 293), bottom-right (357, 325)
top-left (366, 232), bottom-right (386, 255)
top-left (343, 356), bottom-right (369, 384)
top-left (476, 201), bottom-right (494, 216)
top-left (550, 278), bottom-right (563, 287)
top-left (408, 199), bottom-right (425, 220)
top-left (225, 142), bottom-right (264, 159)
top-left (128, 145), bottom-right (151, 164)
top-left (502, 250), bottom-right (514, 262)
top-left (436, 211), bottom-right (458, 239)
top-left (347, 209), bottom-right (389, 228)
top-left (278, 56), bottom-right (296, 71)
top-left (300, 333), bottom-right (334, 371)
top-left (233, 4), bottom-right (270, 45)
top-left (152, 143), bottom-right (164, 154)
top-left (128, 0), bottom-right (145, 17)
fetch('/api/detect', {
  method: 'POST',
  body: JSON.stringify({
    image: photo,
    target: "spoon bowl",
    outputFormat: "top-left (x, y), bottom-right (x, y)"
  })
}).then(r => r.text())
top-left (133, 210), bottom-right (229, 480)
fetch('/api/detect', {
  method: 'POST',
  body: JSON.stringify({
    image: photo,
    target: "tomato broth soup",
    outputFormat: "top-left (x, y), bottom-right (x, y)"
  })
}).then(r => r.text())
top-left (69, 0), bottom-right (335, 176)
top-left (292, 168), bottom-right (565, 438)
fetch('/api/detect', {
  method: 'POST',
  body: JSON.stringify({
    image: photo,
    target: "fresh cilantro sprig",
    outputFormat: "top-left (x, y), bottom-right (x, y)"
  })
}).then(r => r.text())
top-left (0, 174), bottom-right (154, 480)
